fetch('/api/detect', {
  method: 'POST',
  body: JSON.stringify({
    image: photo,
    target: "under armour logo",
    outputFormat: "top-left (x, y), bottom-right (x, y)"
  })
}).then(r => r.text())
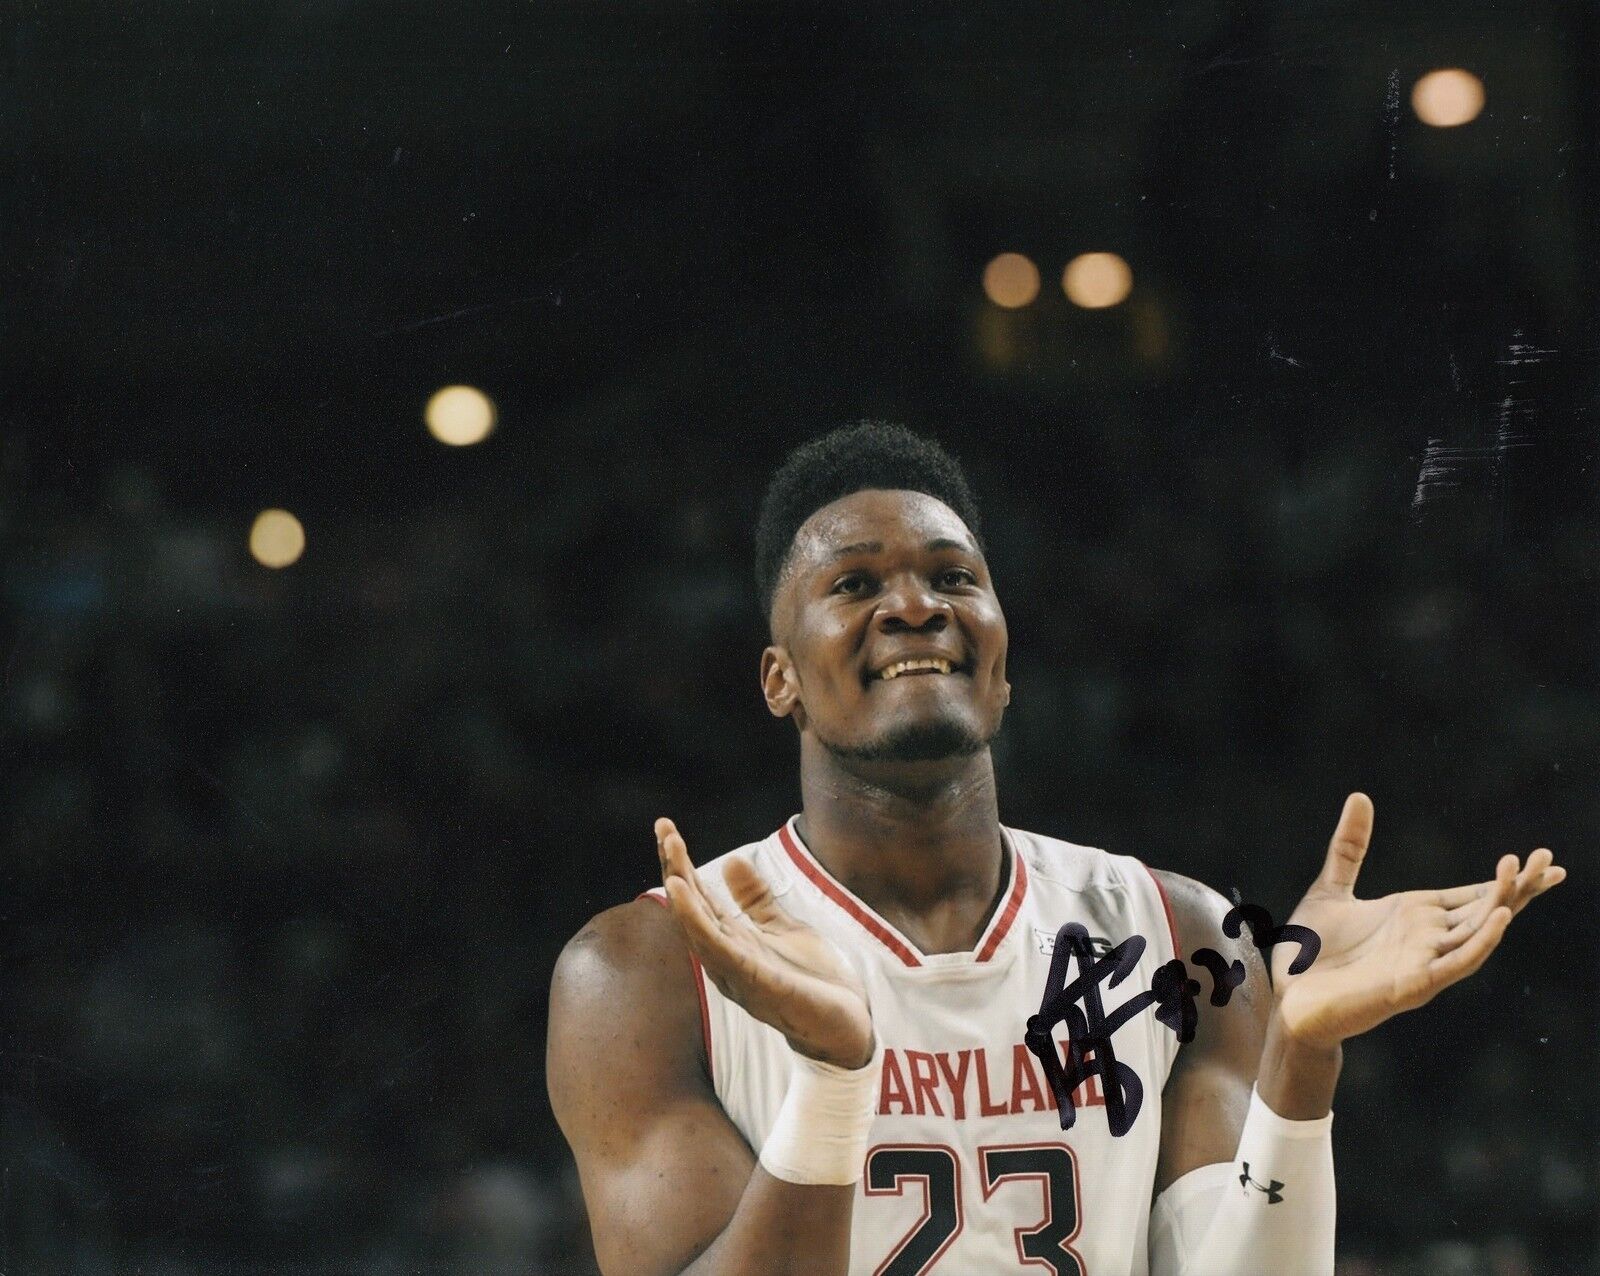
top-left (1239, 1162), bottom-right (1284, 1204)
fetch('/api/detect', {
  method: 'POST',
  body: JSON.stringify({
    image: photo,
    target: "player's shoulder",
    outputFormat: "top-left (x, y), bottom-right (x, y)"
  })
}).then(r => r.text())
top-left (1144, 867), bottom-right (1242, 957)
top-left (547, 892), bottom-right (710, 1103)
top-left (1005, 822), bottom-right (1156, 895)
top-left (549, 894), bottom-right (690, 1011)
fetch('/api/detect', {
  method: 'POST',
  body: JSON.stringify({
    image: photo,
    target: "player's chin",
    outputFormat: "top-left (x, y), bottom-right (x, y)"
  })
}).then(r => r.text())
top-left (868, 712), bottom-right (990, 762)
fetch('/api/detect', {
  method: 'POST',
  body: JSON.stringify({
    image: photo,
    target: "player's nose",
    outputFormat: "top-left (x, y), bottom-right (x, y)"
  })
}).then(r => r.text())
top-left (875, 574), bottom-right (952, 631)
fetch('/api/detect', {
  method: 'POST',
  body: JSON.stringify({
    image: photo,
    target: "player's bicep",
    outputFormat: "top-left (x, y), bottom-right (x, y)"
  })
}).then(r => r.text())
top-left (1152, 871), bottom-right (1272, 1195)
top-left (548, 900), bottom-right (756, 1276)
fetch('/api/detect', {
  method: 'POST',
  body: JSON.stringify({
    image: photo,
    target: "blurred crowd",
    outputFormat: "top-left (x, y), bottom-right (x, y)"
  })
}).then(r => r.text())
top-left (1, 414), bottom-right (1595, 1273)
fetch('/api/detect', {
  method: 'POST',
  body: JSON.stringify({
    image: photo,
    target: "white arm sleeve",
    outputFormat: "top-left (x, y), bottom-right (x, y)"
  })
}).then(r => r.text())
top-left (1148, 1085), bottom-right (1336, 1276)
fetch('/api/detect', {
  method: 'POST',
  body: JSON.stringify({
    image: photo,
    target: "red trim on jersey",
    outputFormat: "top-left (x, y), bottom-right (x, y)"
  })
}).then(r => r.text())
top-left (688, 953), bottom-right (713, 1078)
top-left (637, 889), bottom-right (714, 1075)
top-left (974, 840), bottom-right (1028, 963)
top-left (1141, 864), bottom-right (1182, 959)
top-left (777, 822), bottom-right (923, 967)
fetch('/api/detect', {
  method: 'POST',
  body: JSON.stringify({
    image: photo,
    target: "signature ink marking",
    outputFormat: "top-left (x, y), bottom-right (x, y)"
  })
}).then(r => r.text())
top-left (1025, 924), bottom-right (1153, 1137)
top-left (1221, 903), bottom-right (1320, 975)
top-left (1149, 959), bottom-right (1202, 1044)
top-left (1188, 947), bottom-right (1248, 1006)
top-left (1028, 909), bottom-right (1323, 1134)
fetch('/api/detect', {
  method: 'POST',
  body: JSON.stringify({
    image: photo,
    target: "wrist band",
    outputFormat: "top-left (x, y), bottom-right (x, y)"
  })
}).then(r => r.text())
top-left (758, 1037), bottom-right (884, 1186)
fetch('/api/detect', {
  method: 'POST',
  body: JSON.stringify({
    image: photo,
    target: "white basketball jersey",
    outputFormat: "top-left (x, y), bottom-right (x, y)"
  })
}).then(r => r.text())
top-left (646, 816), bottom-right (1181, 1276)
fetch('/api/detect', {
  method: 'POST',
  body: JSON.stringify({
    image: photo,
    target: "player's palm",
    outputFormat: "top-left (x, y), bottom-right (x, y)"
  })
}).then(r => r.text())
top-left (656, 817), bottom-right (876, 1070)
top-left (1271, 793), bottom-right (1564, 1050)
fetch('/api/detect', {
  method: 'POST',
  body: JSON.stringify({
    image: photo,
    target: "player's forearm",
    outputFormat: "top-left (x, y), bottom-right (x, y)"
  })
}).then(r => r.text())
top-left (1254, 1007), bottom-right (1341, 1120)
top-left (1149, 1080), bottom-right (1336, 1276)
top-left (674, 1038), bottom-right (882, 1275)
top-left (676, 1167), bottom-right (856, 1276)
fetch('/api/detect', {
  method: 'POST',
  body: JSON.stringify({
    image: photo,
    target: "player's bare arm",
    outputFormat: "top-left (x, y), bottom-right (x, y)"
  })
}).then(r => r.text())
top-left (548, 897), bottom-right (758, 1275)
top-left (547, 819), bottom-right (878, 1276)
top-left (1151, 868), bottom-right (1274, 1194)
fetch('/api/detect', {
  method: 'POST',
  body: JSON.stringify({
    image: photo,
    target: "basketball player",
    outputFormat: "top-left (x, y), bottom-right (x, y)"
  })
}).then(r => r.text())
top-left (547, 423), bottom-right (1563, 1275)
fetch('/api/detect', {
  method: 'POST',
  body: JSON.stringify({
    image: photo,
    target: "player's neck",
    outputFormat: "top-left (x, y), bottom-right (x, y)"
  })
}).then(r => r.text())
top-left (794, 749), bottom-right (1005, 955)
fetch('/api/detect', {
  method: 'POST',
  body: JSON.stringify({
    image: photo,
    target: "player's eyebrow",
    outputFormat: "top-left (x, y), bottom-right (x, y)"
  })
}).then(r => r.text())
top-left (822, 536), bottom-right (976, 563)
top-left (823, 540), bottom-right (882, 562)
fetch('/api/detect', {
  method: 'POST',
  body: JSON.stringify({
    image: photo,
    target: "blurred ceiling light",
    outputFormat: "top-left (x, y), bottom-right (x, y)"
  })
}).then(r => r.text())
top-left (975, 306), bottom-right (1019, 370)
top-left (250, 509), bottom-right (305, 569)
top-left (1062, 252), bottom-right (1133, 309)
top-left (425, 384), bottom-right (496, 446)
top-left (1411, 69), bottom-right (1484, 128)
top-left (983, 253), bottom-right (1041, 309)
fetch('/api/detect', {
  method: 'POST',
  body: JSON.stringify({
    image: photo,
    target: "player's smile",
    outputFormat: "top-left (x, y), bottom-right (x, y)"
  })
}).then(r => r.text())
top-left (863, 654), bottom-right (973, 686)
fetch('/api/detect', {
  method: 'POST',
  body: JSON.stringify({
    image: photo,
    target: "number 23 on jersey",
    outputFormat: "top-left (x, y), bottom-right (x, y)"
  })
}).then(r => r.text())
top-left (865, 1142), bottom-right (1085, 1276)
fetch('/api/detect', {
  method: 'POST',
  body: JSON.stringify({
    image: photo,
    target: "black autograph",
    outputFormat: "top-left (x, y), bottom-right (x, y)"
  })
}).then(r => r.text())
top-left (1025, 905), bottom-right (1320, 1136)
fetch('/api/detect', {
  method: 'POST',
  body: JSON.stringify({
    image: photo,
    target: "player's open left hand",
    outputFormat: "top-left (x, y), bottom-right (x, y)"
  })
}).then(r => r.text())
top-left (1270, 792), bottom-right (1565, 1051)
top-left (656, 817), bottom-right (876, 1070)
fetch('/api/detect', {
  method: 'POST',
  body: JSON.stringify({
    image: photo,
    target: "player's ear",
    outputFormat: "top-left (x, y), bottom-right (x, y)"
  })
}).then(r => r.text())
top-left (760, 646), bottom-right (804, 723)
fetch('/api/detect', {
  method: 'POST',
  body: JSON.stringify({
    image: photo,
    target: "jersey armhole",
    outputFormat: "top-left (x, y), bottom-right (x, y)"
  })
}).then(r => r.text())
top-left (637, 890), bottom-right (715, 1082)
top-left (1138, 863), bottom-right (1182, 961)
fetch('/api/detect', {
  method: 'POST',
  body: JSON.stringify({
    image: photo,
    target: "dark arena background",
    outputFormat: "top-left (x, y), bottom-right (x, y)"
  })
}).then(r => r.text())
top-left (6, 3), bottom-right (1598, 1273)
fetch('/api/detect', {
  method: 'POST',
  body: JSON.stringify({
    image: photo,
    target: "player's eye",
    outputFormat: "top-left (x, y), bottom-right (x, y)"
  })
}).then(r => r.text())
top-left (831, 572), bottom-right (872, 596)
top-left (936, 567), bottom-right (977, 588)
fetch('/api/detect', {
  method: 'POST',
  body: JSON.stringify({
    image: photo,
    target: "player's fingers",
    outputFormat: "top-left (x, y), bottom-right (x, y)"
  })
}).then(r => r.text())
top-left (670, 889), bottom-right (822, 1009)
top-left (1451, 863), bottom-right (1563, 930)
top-left (1433, 857), bottom-right (1504, 946)
top-left (664, 876), bottom-right (777, 995)
top-left (1436, 851), bottom-right (1562, 918)
top-left (1479, 855), bottom-right (1517, 920)
top-left (662, 875), bottom-right (727, 954)
top-left (1512, 851), bottom-right (1564, 910)
top-left (1434, 880), bottom-right (1492, 909)
top-left (656, 819), bottom-right (727, 918)
top-left (1518, 847), bottom-right (1554, 881)
top-left (723, 855), bottom-right (794, 929)
top-left (656, 822), bottom-right (701, 903)
top-left (1435, 912), bottom-right (1484, 955)
top-left (655, 817), bottom-right (689, 878)
top-left (1318, 792), bottom-right (1374, 895)
top-left (1426, 905), bottom-right (1511, 990)
top-left (1436, 855), bottom-right (1514, 921)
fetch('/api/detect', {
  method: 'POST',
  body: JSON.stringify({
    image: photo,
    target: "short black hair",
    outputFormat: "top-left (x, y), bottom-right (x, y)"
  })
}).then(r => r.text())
top-left (754, 421), bottom-right (984, 626)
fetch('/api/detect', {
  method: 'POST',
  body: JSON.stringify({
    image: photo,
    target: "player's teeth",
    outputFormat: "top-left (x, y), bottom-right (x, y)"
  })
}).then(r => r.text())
top-left (880, 658), bottom-right (952, 679)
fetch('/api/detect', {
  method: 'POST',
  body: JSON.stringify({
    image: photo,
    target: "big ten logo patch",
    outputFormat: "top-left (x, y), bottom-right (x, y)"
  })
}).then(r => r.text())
top-left (1034, 926), bottom-right (1115, 958)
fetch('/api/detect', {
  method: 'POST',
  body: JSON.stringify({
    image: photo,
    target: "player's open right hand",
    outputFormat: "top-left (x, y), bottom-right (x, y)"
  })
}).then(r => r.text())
top-left (656, 817), bottom-right (876, 1070)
